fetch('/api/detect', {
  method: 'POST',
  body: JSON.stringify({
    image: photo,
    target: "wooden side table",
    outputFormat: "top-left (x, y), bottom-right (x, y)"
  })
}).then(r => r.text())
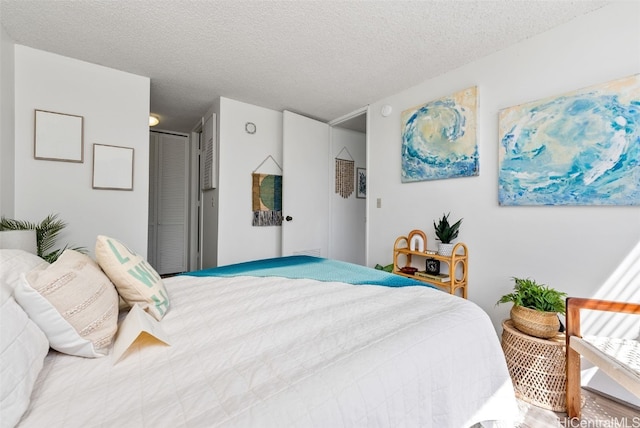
top-left (501, 319), bottom-right (567, 411)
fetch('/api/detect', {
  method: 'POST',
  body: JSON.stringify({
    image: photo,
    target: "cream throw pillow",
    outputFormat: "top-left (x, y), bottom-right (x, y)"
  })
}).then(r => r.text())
top-left (14, 249), bottom-right (119, 357)
top-left (95, 235), bottom-right (169, 320)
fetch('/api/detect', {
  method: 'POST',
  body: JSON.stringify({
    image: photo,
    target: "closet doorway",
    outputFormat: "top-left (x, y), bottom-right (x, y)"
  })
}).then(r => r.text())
top-left (148, 130), bottom-right (190, 275)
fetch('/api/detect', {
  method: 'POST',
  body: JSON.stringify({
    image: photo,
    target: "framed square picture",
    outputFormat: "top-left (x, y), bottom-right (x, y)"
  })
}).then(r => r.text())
top-left (34, 110), bottom-right (84, 162)
top-left (92, 144), bottom-right (134, 190)
top-left (356, 167), bottom-right (366, 199)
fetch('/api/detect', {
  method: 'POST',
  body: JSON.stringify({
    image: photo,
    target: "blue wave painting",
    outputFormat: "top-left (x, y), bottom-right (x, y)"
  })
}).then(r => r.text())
top-left (401, 87), bottom-right (478, 182)
top-left (499, 74), bottom-right (640, 206)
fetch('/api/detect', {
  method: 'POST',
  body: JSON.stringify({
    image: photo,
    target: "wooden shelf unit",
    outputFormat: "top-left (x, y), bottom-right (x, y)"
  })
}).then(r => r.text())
top-left (392, 230), bottom-right (468, 298)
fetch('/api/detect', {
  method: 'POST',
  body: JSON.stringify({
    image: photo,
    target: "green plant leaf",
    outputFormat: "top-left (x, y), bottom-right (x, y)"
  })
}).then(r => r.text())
top-left (0, 213), bottom-right (87, 262)
top-left (496, 276), bottom-right (567, 315)
top-left (433, 212), bottom-right (463, 243)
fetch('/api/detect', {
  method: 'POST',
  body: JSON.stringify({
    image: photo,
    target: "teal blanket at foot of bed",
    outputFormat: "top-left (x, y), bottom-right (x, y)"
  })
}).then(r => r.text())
top-left (183, 255), bottom-right (434, 289)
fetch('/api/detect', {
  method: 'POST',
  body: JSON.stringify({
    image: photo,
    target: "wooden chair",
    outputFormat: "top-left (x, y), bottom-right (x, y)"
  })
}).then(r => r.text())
top-left (565, 297), bottom-right (640, 418)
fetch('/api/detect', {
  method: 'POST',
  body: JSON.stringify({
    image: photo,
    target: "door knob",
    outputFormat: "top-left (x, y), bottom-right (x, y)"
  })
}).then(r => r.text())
top-left (285, 216), bottom-right (293, 222)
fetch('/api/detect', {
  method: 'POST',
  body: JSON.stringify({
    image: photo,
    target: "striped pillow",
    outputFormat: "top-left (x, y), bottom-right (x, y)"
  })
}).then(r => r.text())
top-left (14, 249), bottom-right (119, 357)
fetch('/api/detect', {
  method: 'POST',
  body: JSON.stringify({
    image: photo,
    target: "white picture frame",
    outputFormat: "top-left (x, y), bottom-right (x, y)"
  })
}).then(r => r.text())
top-left (34, 109), bottom-right (84, 162)
top-left (92, 144), bottom-right (134, 190)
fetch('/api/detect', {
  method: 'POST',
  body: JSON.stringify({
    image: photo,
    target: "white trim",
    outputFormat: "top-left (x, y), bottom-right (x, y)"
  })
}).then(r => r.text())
top-left (328, 105), bottom-right (368, 127)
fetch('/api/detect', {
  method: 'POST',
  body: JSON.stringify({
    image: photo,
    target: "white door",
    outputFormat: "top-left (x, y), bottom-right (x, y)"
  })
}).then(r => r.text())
top-left (282, 111), bottom-right (330, 257)
top-left (148, 131), bottom-right (189, 275)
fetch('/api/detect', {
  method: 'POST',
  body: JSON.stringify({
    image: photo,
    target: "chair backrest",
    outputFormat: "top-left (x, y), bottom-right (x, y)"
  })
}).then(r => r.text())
top-left (565, 297), bottom-right (640, 418)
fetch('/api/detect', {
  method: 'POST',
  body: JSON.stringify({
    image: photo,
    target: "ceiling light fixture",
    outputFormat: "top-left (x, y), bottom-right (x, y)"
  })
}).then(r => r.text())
top-left (149, 116), bottom-right (160, 127)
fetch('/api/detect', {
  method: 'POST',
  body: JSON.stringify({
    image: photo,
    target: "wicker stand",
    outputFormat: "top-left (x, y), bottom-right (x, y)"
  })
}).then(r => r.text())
top-left (501, 319), bottom-right (567, 411)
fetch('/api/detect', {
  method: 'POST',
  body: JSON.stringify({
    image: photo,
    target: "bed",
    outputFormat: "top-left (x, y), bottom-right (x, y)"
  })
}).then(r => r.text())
top-left (1, 244), bottom-right (518, 428)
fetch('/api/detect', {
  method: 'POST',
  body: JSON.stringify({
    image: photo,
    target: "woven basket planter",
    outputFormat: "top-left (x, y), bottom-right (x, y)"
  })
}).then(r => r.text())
top-left (501, 320), bottom-right (566, 411)
top-left (510, 304), bottom-right (560, 339)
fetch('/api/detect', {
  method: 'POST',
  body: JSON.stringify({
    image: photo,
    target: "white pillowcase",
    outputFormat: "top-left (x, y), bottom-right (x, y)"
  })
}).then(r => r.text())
top-left (0, 250), bottom-right (50, 428)
top-left (0, 249), bottom-right (48, 297)
top-left (95, 235), bottom-right (169, 321)
top-left (14, 249), bottom-right (119, 358)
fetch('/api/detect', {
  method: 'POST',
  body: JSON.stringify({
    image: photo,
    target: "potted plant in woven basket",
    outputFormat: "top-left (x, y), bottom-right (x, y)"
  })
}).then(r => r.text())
top-left (433, 212), bottom-right (462, 256)
top-left (497, 277), bottom-right (567, 339)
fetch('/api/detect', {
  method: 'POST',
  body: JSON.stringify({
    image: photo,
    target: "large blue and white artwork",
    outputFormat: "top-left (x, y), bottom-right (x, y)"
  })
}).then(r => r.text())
top-left (499, 74), bottom-right (640, 206)
top-left (401, 87), bottom-right (478, 182)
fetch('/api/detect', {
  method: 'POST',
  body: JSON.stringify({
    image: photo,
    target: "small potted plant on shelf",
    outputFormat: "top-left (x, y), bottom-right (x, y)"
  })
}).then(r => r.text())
top-left (496, 277), bottom-right (567, 339)
top-left (433, 212), bottom-right (462, 256)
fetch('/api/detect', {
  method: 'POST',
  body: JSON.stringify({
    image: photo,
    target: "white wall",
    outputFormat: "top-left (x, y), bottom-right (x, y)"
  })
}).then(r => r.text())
top-left (217, 97), bottom-right (283, 266)
top-left (367, 2), bottom-right (640, 333)
top-left (330, 126), bottom-right (366, 265)
top-left (14, 46), bottom-right (150, 257)
top-left (0, 25), bottom-right (15, 217)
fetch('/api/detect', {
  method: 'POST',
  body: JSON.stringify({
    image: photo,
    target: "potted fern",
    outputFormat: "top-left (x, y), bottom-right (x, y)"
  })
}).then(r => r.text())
top-left (0, 213), bottom-right (86, 263)
top-left (497, 277), bottom-right (567, 339)
top-left (433, 212), bottom-right (462, 256)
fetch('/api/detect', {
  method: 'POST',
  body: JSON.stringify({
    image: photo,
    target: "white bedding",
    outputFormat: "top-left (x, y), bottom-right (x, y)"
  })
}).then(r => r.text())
top-left (18, 274), bottom-right (518, 427)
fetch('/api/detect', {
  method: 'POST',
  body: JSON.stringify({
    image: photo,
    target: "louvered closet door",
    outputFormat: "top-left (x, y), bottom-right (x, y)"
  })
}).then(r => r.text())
top-left (151, 132), bottom-right (189, 275)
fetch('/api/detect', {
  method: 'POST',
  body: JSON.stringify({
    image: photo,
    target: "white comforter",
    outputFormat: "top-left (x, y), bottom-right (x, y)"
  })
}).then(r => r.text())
top-left (19, 275), bottom-right (518, 427)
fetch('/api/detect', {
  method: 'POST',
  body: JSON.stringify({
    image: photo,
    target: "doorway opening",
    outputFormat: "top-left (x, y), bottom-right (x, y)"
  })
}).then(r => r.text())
top-left (328, 107), bottom-right (368, 266)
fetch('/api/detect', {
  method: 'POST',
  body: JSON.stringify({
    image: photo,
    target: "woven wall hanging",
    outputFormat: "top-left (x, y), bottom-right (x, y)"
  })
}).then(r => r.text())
top-left (252, 155), bottom-right (283, 226)
top-left (335, 147), bottom-right (354, 198)
top-left (252, 173), bottom-right (282, 226)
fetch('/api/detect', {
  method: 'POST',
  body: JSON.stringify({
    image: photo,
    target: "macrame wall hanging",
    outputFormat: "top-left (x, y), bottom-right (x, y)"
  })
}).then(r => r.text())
top-left (335, 147), bottom-right (354, 198)
top-left (252, 155), bottom-right (283, 227)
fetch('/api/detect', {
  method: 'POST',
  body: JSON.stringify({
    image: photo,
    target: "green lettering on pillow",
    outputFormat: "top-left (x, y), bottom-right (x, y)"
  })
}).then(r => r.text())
top-left (127, 260), bottom-right (160, 287)
top-left (152, 290), bottom-right (169, 316)
top-left (108, 239), bottom-right (131, 264)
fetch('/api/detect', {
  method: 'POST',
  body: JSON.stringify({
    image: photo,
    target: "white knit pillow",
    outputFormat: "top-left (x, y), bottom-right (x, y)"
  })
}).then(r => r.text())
top-left (0, 250), bottom-right (50, 427)
top-left (14, 249), bottom-right (119, 357)
top-left (95, 235), bottom-right (169, 321)
top-left (0, 249), bottom-right (48, 295)
top-left (0, 294), bottom-right (49, 427)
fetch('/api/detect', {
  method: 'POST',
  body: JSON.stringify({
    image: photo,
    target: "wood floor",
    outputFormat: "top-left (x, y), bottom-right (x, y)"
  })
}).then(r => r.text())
top-left (517, 388), bottom-right (639, 427)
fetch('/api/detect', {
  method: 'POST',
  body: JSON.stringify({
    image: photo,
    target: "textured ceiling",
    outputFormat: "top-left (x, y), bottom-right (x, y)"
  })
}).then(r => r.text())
top-left (0, 0), bottom-right (610, 133)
